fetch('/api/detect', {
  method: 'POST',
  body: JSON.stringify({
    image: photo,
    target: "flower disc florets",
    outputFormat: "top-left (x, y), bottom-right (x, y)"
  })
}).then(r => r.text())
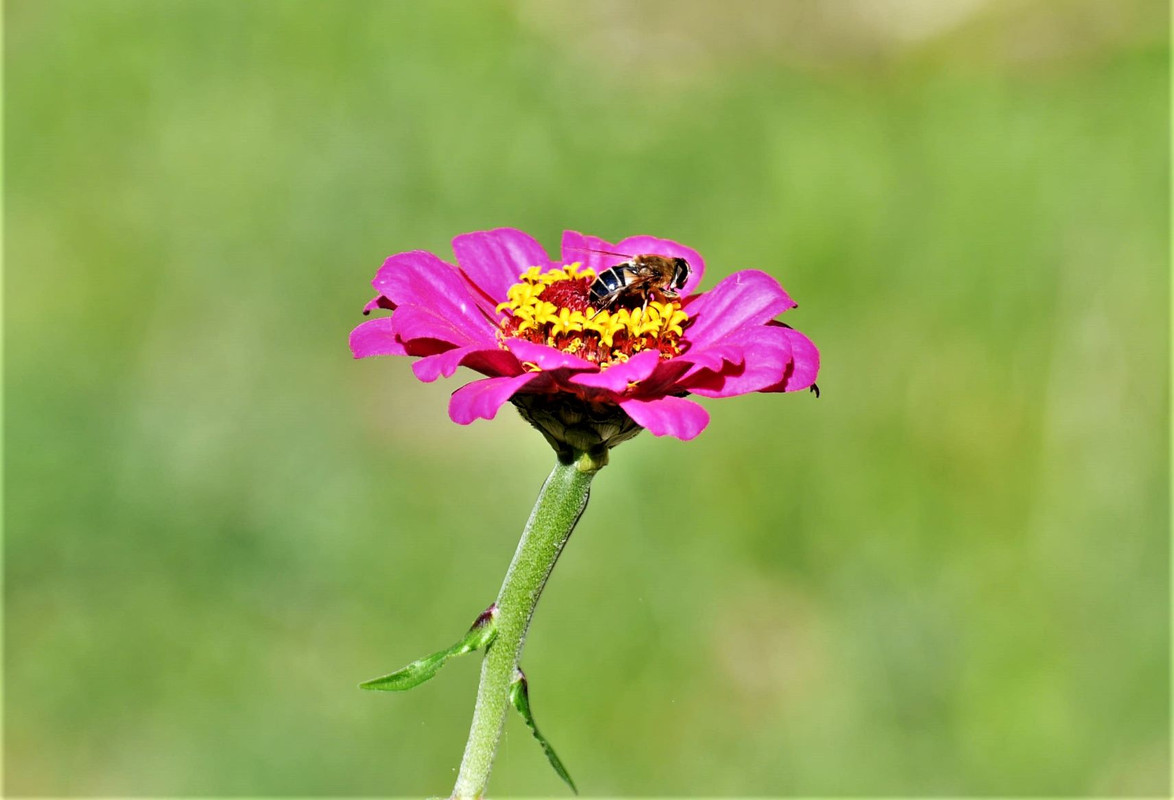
top-left (350, 228), bottom-right (820, 448)
top-left (495, 263), bottom-right (689, 369)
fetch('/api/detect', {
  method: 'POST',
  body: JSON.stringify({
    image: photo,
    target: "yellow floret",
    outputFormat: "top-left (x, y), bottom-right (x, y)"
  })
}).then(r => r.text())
top-left (663, 304), bottom-right (689, 337)
top-left (646, 301), bottom-right (689, 337)
top-left (498, 283), bottom-right (544, 316)
top-left (519, 265), bottom-right (546, 284)
top-left (582, 308), bottom-right (610, 336)
top-left (510, 282), bottom-right (544, 305)
top-left (549, 307), bottom-right (586, 337)
top-left (640, 311), bottom-right (662, 337)
top-left (533, 300), bottom-right (559, 327)
top-left (513, 304), bottom-right (539, 333)
top-left (520, 262), bottom-right (596, 286)
top-left (598, 312), bottom-right (629, 348)
top-left (619, 307), bottom-right (659, 338)
top-left (559, 261), bottom-right (594, 280)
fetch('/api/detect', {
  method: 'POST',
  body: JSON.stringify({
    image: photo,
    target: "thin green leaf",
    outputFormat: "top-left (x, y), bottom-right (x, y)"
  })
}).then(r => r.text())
top-left (360, 605), bottom-right (498, 692)
top-left (509, 669), bottom-right (577, 794)
top-left (359, 643), bottom-right (459, 691)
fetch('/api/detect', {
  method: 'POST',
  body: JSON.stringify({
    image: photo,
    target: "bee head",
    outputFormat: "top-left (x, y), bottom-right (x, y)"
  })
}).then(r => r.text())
top-left (671, 257), bottom-right (690, 290)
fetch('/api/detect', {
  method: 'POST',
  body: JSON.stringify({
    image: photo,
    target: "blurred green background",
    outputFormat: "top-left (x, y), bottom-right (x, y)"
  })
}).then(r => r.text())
top-left (5, 0), bottom-right (1169, 795)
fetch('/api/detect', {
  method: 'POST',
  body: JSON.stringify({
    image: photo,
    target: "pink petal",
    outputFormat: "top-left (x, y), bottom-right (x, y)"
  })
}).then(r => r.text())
top-left (633, 357), bottom-right (695, 397)
top-left (448, 374), bottom-right (541, 424)
top-left (461, 347), bottom-right (525, 379)
top-left (452, 228), bottom-right (552, 304)
top-left (615, 235), bottom-right (705, 295)
top-left (761, 326), bottom-right (820, 393)
top-left (631, 340), bottom-right (744, 396)
top-left (782, 327), bottom-right (820, 390)
top-left (401, 336), bottom-right (467, 359)
top-left (675, 340), bottom-right (746, 372)
top-left (560, 231), bottom-right (628, 274)
top-left (391, 304), bottom-right (494, 350)
top-left (505, 339), bottom-right (596, 372)
top-left (412, 345), bottom-right (489, 383)
top-left (683, 270), bottom-right (797, 348)
top-left (350, 317), bottom-right (407, 359)
top-left (362, 295), bottom-right (396, 315)
top-left (411, 343), bottom-right (529, 382)
top-left (684, 325), bottom-right (793, 398)
top-left (619, 395), bottom-right (710, 440)
top-left (373, 251), bottom-right (496, 344)
top-left (570, 349), bottom-right (661, 392)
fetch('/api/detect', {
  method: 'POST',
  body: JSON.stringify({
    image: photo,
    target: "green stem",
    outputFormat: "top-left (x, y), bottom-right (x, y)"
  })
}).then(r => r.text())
top-left (451, 452), bottom-right (602, 799)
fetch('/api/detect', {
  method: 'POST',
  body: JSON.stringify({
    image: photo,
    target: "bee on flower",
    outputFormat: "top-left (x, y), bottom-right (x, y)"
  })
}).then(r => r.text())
top-left (351, 228), bottom-right (819, 455)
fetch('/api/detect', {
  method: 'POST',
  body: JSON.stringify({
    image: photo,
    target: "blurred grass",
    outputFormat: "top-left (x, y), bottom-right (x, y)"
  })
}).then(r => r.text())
top-left (4, 0), bottom-right (1169, 795)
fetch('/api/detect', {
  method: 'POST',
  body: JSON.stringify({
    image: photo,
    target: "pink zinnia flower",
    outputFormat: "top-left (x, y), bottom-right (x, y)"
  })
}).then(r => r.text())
top-left (350, 228), bottom-right (818, 449)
